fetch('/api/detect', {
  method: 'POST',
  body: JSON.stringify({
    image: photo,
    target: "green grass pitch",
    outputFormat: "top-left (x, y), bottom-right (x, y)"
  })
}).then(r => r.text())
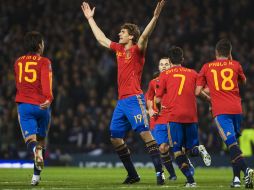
top-left (0, 167), bottom-right (238, 189)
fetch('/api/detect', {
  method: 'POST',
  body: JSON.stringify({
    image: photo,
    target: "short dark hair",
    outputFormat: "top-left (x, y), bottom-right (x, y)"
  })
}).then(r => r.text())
top-left (121, 23), bottom-right (140, 44)
top-left (215, 39), bottom-right (232, 57)
top-left (24, 31), bottom-right (43, 53)
top-left (168, 47), bottom-right (184, 65)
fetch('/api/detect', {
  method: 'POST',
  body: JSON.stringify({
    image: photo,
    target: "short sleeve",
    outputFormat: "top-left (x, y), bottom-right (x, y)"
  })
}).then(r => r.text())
top-left (110, 42), bottom-right (123, 52)
top-left (156, 73), bottom-right (166, 98)
top-left (196, 65), bottom-right (207, 87)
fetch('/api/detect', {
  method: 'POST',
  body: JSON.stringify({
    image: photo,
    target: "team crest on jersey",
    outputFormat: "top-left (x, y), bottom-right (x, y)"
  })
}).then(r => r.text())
top-left (125, 50), bottom-right (131, 59)
top-left (226, 132), bottom-right (231, 136)
top-left (174, 141), bottom-right (177, 145)
top-left (25, 131), bottom-right (29, 135)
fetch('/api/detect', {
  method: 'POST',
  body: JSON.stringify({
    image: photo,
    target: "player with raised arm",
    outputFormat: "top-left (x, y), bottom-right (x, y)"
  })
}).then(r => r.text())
top-left (196, 39), bottom-right (254, 188)
top-left (156, 47), bottom-right (211, 187)
top-left (81, 1), bottom-right (166, 185)
top-left (14, 31), bottom-right (53, 186)
top-left (146, 57), bottom-right (177, 181)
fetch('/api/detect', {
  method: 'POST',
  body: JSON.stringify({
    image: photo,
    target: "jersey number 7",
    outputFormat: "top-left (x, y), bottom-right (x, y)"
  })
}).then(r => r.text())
top-left (173, 74), bottom-right (186, 95)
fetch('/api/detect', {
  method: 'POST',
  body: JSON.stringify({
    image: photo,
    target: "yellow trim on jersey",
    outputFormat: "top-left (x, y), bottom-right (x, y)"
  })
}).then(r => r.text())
top-left (215, 117), bottom-right (227, 141)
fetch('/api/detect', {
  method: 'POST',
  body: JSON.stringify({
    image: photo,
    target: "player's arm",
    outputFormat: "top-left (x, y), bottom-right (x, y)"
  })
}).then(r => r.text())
top-left (146, 81), bottom-right (157, 117)
top-left (81, 2), bottom-right (111, 49)
top-left (238, 64), bottom-right (247, 85)
top-left (155, 73), bottom-right (166, 114)
top-left (198, 89), bottom-right (211, 102)
top-left (137, 0), bottom-right (165, 53)
top-left (40, 61), bottom-right (53, 109)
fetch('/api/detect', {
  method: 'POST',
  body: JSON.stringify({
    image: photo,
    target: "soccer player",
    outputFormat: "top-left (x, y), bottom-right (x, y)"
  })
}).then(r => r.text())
top-left (81, 0), bottom-right (166, 185)
top-left (156, 47), bottom-right (211, 187)
top-left (146, 57), bottom-right (177, 180)
top-left (14, 31), bottom-right (53, 186)
top-left (196, 39), bottom-right (254, 188)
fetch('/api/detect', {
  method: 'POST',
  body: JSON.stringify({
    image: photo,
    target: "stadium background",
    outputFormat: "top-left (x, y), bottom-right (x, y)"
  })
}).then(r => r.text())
top-left (0, 0), bottom-right (254, 165)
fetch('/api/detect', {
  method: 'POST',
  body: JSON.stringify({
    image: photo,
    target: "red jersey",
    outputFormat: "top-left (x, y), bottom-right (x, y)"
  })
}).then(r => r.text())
top-left (146, 77), bottom-right (171, 128)
top-left (14, 54), bottom-right (53, 105)
top-left (156, 66), bottom-right (198, 123)
top-left (197, 59), bottom-right (246, 117)
top-left (110, 42), bottom-right (145, 99)
top-left (146, 78), bottom-right (159, 130)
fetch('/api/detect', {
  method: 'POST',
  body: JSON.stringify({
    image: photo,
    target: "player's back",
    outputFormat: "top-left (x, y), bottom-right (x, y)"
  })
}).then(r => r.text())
top-left (14, 54), bottom-right (52, 105)
top-left (158, 66), bottom-right (198, 123)
top-left (198, 59), bottom-right (245, 116)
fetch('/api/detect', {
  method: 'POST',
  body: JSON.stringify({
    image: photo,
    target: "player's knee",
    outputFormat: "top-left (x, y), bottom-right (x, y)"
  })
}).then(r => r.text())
top-left (37, 135), bottom-right (46, 147)
top-left (159, 143), bottom-right (169, 153)
top-left (110, 138), bottom-right (124, 147)
top-left (25, 135), bottom-right (37, 144)
top-left (174, 151), bottom-right (183, 158)
top-left (140, 130), bottom-right (153, 142)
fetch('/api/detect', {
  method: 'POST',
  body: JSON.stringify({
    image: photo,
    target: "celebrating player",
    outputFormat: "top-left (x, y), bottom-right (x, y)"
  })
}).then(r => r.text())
top-left (196, 39), bottom-right (254, 188)
top-left (156, 47), bottom-right (211, 187)
top-left (81, 0), bottom-right (166, 185)
top-left (146, 57), bottom-right (177, 180)
top-left (14, 31), bottom-right (53, 186)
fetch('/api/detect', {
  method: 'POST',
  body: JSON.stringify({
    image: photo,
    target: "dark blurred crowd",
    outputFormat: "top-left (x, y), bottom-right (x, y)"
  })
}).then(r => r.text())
top-left (1, 0), bottom-right (254, 159)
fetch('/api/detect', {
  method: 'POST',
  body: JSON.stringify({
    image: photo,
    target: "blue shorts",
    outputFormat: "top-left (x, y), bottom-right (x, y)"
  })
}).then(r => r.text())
top-left (151, 124), bottom-right (169, 145)
top-left (168, 122), bottom-right (199, 153)
top-left (214, 114), bottom-right (242, 146)
top-left (17, 103), bottom-right (51, 139)
top-left (110, 94), bottom-right (149, 138)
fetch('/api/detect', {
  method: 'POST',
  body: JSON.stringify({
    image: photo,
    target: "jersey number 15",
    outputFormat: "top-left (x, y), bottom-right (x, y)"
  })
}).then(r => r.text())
top-left (18, 62), bottom-right (37, 83)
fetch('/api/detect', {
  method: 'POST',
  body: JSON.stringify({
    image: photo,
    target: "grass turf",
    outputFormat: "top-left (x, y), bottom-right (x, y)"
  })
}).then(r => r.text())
top-left (0, 167), bottom-right (238, 190)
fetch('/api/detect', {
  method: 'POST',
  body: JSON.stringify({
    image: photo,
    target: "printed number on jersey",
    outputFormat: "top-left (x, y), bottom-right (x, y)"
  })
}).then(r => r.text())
top-left (18, 62), bottom-right (38, 83)
top-left (211, 68), bottom-right (234, 91)
top-left (173, 74), bottom-right (186, 95)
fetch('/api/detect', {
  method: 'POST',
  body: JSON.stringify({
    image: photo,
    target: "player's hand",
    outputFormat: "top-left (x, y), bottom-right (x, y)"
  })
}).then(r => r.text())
top-left (148, 109), bottom-right (157, 117)
top-left (81, 2), bottom-right (95, 20)
top-left (40, 100), bottom-right (51, 110)
top-left (154, 0), bottom-right (165, 19)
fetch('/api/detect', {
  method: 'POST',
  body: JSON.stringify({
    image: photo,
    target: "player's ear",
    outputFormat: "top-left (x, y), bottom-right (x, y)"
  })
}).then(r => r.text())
top-left (128, 35), bottom-right (134, 41)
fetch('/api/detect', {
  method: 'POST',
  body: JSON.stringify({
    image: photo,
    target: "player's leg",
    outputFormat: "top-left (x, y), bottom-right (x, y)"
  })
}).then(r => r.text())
top-left (125, 95), bottom-right (164, 185)
top-left (215, 115), bottom-right (253, 188)
top-left (154, 124), bottom-right (176, 180)
top-left (30, 106), bottom-right (51, 186)
top-left (169, 122), bottom-right (196, 187)
top-left (110, 102), bottom-right (139, 184)
top-left (17, 103), bottom-right (41, 185)
top-left (233, 114), bottom-right (254, 189)
top-left (185, 123), bottom-right (211, 166)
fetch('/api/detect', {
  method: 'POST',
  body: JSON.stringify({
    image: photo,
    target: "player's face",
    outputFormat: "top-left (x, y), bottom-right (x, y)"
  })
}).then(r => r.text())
top-left (118, 29), bottom-right (132, 44)
top-left (159, 58), bottom-right (171, 72)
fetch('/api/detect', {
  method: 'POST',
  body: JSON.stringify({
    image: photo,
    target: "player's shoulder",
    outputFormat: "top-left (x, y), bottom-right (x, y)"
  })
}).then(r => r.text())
top-left (231, 59), bottom-right (241, 66)
top-left (110, 42), bottom-right (124, 50)
top-left (39, 56), bottom-right (51, 64)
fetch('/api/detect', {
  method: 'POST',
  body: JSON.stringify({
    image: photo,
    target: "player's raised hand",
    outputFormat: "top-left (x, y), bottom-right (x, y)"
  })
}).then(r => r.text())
top-left (154, 0), bottom-right (165, 18)
top-left (81, 2), bottom-right (95, 20)
top-left (40, 100), bottom-right (51, 110)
